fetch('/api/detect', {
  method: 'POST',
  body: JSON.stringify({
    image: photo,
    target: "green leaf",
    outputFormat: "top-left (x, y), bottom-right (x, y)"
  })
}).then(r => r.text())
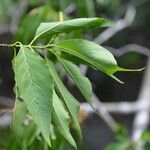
top-left (104, 142), bottom-right (131, 150)
top-left (141, 131), bottom-right (150, 142)
top-left (76, 0), bottom-right (96, 17)
top-left (12, 96), bottom-right (37, 149)
top-left (46, 59), bottom-right (82, 140)
top-left (116, 124), bottom-right (128, 139)
top-left (58, 58), bottom-right (92, 105)
top-left (12, 72), bottom-right (36, 148)
top-left (49, 125), bottom-right (65, 150)
top-left (53, 39), bottom-right (142, 83)
top-left (12, 100), bottom-right (27, 147)
top-left (13, 44), bottom-right (54, 146)
top-left (32, 18), bottom-right (113, 44)
top-left (5, 135), bottom-right (21, 150)
top-left (53, 91), bottom-right (76, 148)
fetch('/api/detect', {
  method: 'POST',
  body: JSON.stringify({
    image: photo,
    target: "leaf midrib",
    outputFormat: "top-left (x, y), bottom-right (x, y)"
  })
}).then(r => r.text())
top-left (20, 45), bottom-right (43, 129)
top-left (54, 107), bottom-right (71, 140)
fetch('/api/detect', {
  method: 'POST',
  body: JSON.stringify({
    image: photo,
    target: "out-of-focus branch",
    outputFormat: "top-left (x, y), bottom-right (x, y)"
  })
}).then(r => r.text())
top-left (0, 96), bottom-right (14, 109)
top-left (0, 0), bottom-right (28, 36)
top-left (0, 113), bottom-right (11, 128)
top-left (93, 0), bottom-right (149, 50)
top-left (104, 102), bottom-right (150, 114)
top-left (81, 101), bottom-right (150, 114)
top-left (132, 57), bottom-right (150, 150)
top-left (91, 93), bottom-right (118, 132)
top-left (94, 6), bottom-right (136, 44)
top-left (0, 25), bottom-right (10, 35)
top-left (106, 44), bottom-right (150, 57)
top-left (9, 0), bottom-right (28, 34)
top-left (1, 96), bottom-right (149, 114)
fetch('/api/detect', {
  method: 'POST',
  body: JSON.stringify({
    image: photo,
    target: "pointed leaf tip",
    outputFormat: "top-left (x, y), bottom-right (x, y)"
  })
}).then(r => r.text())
top-left (110, 75), bottom-right (124, 84)
top-left (118, 67), bottom-right (145, 72)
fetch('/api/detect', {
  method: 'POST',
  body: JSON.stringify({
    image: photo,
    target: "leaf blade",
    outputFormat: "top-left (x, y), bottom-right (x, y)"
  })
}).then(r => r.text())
top-left (13, 45), bottom-right (54, 146)
top-left (54, 39), bottom-right (117, 73)
top-left (33, 18), bottom-right (113, 43)
top-left (53, 39), bottom-right (141, 83)
top-left (53, 91), bottom-right (76, 148)
top-left (58, 58), bottom-right (92, 105)
top-left (11, 86), bottom-right (36, 148)
top-left (46, 59), bottom-right (82, 139)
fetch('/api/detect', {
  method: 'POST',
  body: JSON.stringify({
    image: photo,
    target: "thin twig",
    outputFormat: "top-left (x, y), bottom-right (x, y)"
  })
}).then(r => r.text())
top-left (0, 113), bottom-right (12, 128)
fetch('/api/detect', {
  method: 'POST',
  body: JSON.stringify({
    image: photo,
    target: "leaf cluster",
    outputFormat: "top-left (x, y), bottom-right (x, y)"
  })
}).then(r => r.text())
top-left (11, 18), bottom-right (141, 149)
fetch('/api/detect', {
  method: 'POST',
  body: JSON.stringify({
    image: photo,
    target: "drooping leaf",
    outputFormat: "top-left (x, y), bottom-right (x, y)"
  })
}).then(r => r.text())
top-left (12, 98), bottom-right (37, 149)
top-left (32, 18), bottom-right (113, 43)
top-left (58, 58), bottom-right (92, 105)
top-left (53, 91), bottom-right (76, 148)
top-left (46, 59), bottom-right (81, 139)
top-left (53, 39), bottom-right (142, 83)
top-left (13, 44), bottom-right (54, 146)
